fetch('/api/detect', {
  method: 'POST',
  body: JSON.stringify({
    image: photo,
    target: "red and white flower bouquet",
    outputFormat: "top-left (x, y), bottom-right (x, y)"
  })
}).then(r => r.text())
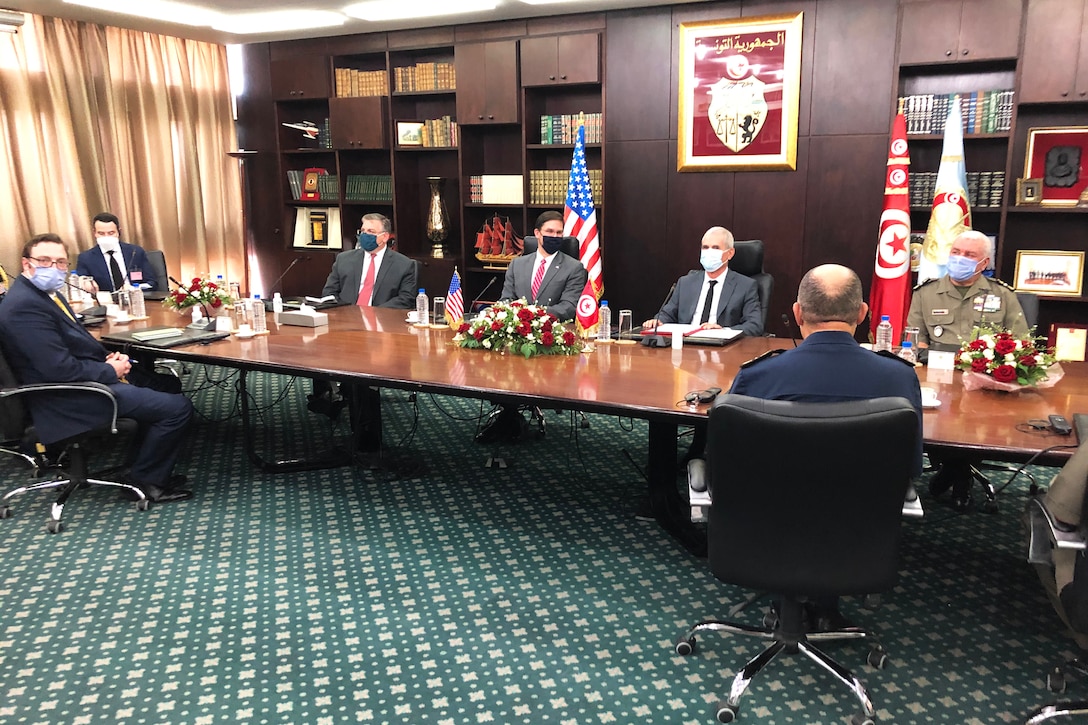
top-left (453, 299), bottom-right (583, 359)
top-left (955, 326), bottom-right (1062, 392)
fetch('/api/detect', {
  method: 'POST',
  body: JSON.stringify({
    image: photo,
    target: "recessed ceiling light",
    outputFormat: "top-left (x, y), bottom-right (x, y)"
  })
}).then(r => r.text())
top-left (63, 0), bottom-right (219, 27)
top-left (214, 10), bottom-right (346, 35)
top-left (342, 0), bottom-right (498, 22)
top-left (517, 0), bottom-right (590, 4)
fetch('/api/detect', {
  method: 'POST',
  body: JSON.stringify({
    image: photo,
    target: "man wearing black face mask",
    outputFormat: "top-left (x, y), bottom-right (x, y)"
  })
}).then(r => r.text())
top-left (321, 213), bottom-right (417, 308)
top-left (498, 211), bottom-right (587, 322)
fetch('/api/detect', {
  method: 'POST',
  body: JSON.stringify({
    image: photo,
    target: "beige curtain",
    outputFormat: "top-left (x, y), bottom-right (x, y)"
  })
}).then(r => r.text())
top-left (0, 14), bottom-right (242, 285)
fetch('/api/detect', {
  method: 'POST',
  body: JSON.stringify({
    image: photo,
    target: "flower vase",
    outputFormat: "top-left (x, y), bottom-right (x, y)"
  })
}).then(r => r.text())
top-left (425, 176), bottom-right (450, 259)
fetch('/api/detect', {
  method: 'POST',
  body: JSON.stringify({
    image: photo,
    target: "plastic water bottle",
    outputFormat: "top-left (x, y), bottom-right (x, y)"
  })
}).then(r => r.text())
top-left (415, 288), bottom-right (428, 325)
top-left (874, 315), bottom-right (893, 352)
top-left (898, 340), bottom-right (916, 364)
top-left (272, 292), bottom-right (284, 314)
top-left (129, 287), bottom-right (146, 318)
top-left (597, 300), bottom-right (611, 342)
top-left (250, 295), bottom-right (267, 333)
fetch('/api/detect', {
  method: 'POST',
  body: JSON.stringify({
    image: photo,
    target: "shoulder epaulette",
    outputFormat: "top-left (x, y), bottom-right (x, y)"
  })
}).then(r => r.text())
top-left (739, 348), bottom-right (787, 369)
top-left (912, 277), bottom-right (939, 291)
top-left (989, 276), bottom-right (1016, 291)
top-left (874, 349), bottom-right (918, 367)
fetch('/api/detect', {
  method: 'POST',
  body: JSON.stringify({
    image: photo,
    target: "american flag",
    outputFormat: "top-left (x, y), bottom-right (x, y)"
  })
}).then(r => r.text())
top-left (563, 123), bottom-right (602, 299)
top-left (445, 267), bottom-right (464, 327)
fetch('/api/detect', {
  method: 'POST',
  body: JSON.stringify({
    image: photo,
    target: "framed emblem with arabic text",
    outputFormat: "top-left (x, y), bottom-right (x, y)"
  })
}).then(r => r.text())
top-left (678, 13), bottom-right (803, 172)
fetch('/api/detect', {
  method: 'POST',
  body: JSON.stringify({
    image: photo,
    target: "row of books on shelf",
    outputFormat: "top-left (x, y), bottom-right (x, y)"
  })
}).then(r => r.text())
top-left (909, 171), bottom-right (1006, 209)
top-left (467, 175), bottom-right (524, 205)
top-left (334, 68), bottom-right (389, 98)
top-left (897, 89), bottom-right (1014, 135)
top-left (394, 62), bottom-right (456, 93)
top-left (287, 172), bottom-right (394, 203)
top-left (417, 116), bottom-right (458, 148)
top-left (528, 169), bottom-right (602, 206)
top-left (285, 170), bottom-right (337, 201)
top-left (538, 113), bottom-right (602, 144)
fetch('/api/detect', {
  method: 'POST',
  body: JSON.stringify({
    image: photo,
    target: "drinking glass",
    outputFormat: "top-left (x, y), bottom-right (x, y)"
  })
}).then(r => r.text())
top-left (617, 309), bottom-right (633, 339)
top-left (903, 326), bottom-right (920, 349)
top-left (432, 297), bottom-right (446, 326)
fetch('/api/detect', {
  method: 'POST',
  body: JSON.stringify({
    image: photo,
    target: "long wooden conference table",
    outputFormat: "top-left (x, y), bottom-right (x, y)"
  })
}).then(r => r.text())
top-left (99, 305), bottom-right (1088, 551)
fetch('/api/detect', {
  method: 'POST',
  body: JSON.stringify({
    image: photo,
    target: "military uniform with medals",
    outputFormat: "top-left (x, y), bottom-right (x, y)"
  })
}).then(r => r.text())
top-left (906, 274), bottom-right (1028, 352)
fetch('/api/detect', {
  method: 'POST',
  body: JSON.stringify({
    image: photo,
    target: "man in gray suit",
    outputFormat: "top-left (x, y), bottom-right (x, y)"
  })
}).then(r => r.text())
top-left (643, 226), bottom-right (763, 337)
top-left (477, 211), bottom-right (588, 444)
top-left (321, 213), bottom-right (417, 308)
top-left (498, 210), bottom-right (587, 322)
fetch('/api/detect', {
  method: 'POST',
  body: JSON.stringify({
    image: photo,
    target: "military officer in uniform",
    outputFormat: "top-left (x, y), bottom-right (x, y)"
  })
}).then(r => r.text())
top-left (906, 230), bottom-right (1028, 352)
top-left (906, 230), bottom-right (1030, 508)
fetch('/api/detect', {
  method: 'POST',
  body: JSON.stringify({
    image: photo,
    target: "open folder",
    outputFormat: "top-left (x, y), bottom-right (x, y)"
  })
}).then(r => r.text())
top-left (641, 323), bottom-right (743, 345)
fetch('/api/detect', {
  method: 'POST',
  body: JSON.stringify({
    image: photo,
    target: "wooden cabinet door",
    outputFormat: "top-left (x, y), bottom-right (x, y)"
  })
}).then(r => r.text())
top-left (455, 41), bottom-right (518, 124)
top-left (328, 97), bottom-right (388, 149)
top-left (1078, 9), bottom-right (1088, 100)
top-left (520, 36), bottom-right (558, 87)
top-left (1020, 0), bottom-right (1084, 102)
top-left (898, 1), bottom-right (963, 65)
top-left (958, 0), bottom-right (1022, 60)
top-left (270, 57), bottom-right (330, 100)
top-left (521, 33), bottom-right (600, 86)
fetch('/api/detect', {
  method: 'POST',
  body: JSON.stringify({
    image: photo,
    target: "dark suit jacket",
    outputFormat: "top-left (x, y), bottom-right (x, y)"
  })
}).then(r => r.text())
top-left (0, 276), bottom-right (132, 443)
top-left (656, 268), bottom-right (763, 336)
top-left (322, 247), bottom-right (417, 309)
top-left (74, 241), bottom-right (158, 291)
top-left (728, 330), bottom-right (924, 476)
top-left (499, 252), bottom-right (588, 322)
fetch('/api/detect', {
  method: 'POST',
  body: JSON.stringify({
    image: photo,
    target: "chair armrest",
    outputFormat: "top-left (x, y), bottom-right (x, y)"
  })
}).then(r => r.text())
top-left (1030, 496), bottom-right (1087, 551)
top-left (0, 381), bottom-right (121, 434)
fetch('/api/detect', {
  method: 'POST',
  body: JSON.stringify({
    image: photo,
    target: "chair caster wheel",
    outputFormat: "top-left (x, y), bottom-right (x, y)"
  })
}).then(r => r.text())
top-left (866, 646), bottom-right (889, 670)
top-left (0, 505), bottom-right (11, 519)
top-left (674, 636), bottom-right (696, 656)
top-left (715, 702), bottom-right (738, 723)
top-left (46, 520), bottom-right (62, 534)
top-left (762, 610), bottom-right (779, 629)
top-left (850, 714), bottom-right (877, 725)
top-left (136, 498), bottom-right (151, 511)
top-left (1048, 668), bottom-right (1067, 693)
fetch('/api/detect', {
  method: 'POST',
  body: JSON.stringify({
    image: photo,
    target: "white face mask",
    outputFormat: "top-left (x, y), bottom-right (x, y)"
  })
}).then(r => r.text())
top-left (96, 234), bottom-right (120, 252)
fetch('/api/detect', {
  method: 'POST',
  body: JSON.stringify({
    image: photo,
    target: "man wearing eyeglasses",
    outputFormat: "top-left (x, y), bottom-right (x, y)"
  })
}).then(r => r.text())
top-left (73, 212), bottom-right (159, 294)
top-left (0, 233), bottom-right (193, 504)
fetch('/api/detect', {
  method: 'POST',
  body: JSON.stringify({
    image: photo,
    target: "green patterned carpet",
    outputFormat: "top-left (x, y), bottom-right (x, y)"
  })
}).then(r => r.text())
top-left (0, 366), bottom-right (1080, 724)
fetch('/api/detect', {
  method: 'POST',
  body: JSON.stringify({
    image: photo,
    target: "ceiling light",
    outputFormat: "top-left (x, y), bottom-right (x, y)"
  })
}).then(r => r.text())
top-left (517, 0), bottom-right (589, 4)
top-left (0, 8), bottom-right (24, 32)
top-left (214, 10), bottom-right (346, 35)
top-left (63, 0), bottom-right (220, 27)
top-left (342, 0), bottom-right (498, 22)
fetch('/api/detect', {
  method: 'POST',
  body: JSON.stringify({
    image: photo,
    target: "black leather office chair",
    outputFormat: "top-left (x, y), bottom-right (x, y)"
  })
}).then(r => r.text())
top-left (730, 239), bottom-right (774, 334)
top-left (675, 394), bottom-right (917, 724)
top-left (0, 345), bottom-right (147, 533)
top-left (521, 234), bottom-right (580, 261)
top-left (143, 249), bottom-right (170, 301)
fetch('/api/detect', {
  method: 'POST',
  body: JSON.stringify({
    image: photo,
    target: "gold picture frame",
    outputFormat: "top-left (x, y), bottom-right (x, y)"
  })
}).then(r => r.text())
top-left (1014, 249), bottom-right (1085, 297)
top-left (396, 121), bottom-right (424, 147)
top-left (1016, 177), bottom-right (1043, 205)
top-left (1024, 126), bottom-right (1088, 206)
top-left (677, 13), bottom-right (803, 172)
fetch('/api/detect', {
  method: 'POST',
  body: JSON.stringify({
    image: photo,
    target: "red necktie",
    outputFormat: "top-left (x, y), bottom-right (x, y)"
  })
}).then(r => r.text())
top-left (530, 258), bottom-right (546, 300)
top-left (357, 253), bottom-right (376, 306)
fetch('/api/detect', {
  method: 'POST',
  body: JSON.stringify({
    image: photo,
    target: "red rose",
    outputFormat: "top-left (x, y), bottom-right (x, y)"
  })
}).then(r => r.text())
top-left (473, 328), bottom-right (484, 340)
top-left (516, 321), bottom-right (531, 336)
top-left (995, 331), bottom-right (1013, 341)
top-left (970, 358), bottom-right (988, 373)
top-left (174, 292), bottom-right (187, 304)
top-left (211, 298), bottom-right (222, 308)
top-left (207, 282), bottom-right (218, 291)
top-left (491, 320), bottom-right (503, 331)
top-left (536, 308), bottom-right (548, 318)
top-left (562, 331), bottom-right (575, 346)
top-left (458, 322), bottom-right (470, 334)
top-left (994, 339), bottom-right (1016, 356)
top-left (1019, 354), bottom-right (1037, 368)
top-left (518, 308), bottom-right (533, 322)
top-left (968, 339), bottom-right (988, 351)
top-left (542, 319), bottom-right (553, 333)
top-left (992, 364), bottom-right (1017, 382)
top-left (541, 331), bottom-right (555, 346)
top-left (191, 277), bottom-right (202, 286)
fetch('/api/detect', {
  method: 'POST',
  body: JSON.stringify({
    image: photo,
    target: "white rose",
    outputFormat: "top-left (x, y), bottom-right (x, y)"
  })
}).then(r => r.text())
top-left (483, 338), bottom-right (492, 349)
top-left (983, 348), bottom-right (994, 360)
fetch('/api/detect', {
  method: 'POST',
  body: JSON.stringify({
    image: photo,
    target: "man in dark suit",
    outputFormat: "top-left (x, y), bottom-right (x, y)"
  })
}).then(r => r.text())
top-left (728, 263), bottom-right (923, 628)
top-left (498, 210), bottom-right (587, 322)
top-left (0, 234), bottom-right (192, 503)
top-left (476, 211), bottom-right (589, 444)
top-left (74, 212), bottom-right (159, 293)
top-left (644, 226), bottom-right (763, 337)
top-left (321, 212), bottom-right (417, 308)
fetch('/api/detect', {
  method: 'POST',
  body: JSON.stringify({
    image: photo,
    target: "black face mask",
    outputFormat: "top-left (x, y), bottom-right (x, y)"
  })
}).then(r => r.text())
top-left (541, 235), bottom-right (564, 255)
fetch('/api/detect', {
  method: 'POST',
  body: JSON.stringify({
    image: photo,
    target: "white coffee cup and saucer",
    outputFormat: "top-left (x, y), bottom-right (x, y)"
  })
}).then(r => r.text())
top-left (920, 386), bottom-right (940, 409)
top-left (406, 311), bottom-right (420, 324)
top-left (235, 324), bottom-right (255, 339)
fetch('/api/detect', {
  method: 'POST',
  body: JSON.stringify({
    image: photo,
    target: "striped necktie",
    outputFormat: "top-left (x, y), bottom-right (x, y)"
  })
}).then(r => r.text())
top-left (531, 258), bottom-right (546, 300)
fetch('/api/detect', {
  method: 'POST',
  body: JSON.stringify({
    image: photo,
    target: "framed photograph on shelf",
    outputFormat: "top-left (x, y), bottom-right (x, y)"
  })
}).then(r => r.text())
top-left (1015, 177), bottom-right (1043, 205)
top-left (1013, 250), bottom-right (1085, 297)
top-left (1024, 126), bottom-right (1088, 206)
top-left (396, 121), bottom-right (424, 147)
top-left (677, 13), bottom-right (803, 172)
top-left (1048, 323), bottom-right (1088, 362)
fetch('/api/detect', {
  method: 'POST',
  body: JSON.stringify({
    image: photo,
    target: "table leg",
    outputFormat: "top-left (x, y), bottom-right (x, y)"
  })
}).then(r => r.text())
top-left (648, 420), bottom-right (707, 557)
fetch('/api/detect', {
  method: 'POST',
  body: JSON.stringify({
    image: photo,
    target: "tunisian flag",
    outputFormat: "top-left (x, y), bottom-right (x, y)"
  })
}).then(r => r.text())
top-left (869, 113), bottom-right (912, 345)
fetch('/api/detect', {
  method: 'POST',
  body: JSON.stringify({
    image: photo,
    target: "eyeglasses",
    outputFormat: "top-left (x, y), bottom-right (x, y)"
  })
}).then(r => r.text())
top-left (27, 257), bottom-right (69, 270)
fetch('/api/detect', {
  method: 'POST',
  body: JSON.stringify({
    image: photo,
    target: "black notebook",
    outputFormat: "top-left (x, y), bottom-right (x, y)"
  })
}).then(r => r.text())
top-left (101, 326), bottom-right (230, 349)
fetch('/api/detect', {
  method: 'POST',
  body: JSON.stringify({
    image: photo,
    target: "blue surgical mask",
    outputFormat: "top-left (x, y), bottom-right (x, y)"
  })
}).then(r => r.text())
top-left (700, 249), bottom-right (725, 273)
top-left (357, 232), bottom-right (379, 252)
top-left (946, 254), bottom-right (980, 282)
top-left (541, 235), bottom-right (564, 255)
top-left (29, 266), bottom-right (67, 293)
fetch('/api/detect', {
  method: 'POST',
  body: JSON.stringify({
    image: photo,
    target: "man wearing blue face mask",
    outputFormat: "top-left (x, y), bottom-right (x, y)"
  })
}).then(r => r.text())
top-left (498, 210), bottom-right (587, 322)
top-left (0, 234), bottom-right (193, 504)
top-left (643, 226), bottom-right (763, 336)
top-left (321, 213), bottom-right (417, 308)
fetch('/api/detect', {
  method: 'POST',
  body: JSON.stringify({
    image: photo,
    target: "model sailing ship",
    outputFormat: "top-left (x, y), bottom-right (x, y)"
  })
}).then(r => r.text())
top-left (474, 214), bottom-right (524, 269)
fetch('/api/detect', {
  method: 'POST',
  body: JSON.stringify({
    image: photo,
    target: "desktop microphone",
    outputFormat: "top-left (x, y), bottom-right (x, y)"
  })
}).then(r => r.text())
top-left (267, 255), bottom-right (310, 296)
top-left (168, 275), bottom-right (204, 306)
top-left (468, 276), bottom-right (498, 317)
top-left (780, 313), bottom-right (798, 347)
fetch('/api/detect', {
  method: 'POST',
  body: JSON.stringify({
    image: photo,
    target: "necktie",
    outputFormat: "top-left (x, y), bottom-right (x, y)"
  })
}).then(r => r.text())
top-left (51, 295), bottom-right (75, 322)
top-left (530, 258), bottom-right (546, 300)
top-left (107, 249), bottom-right (124, 290)
top-left (699, 280), bottom-right (718, 324)
top-left (356, 253), bottom-right (377, 306)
